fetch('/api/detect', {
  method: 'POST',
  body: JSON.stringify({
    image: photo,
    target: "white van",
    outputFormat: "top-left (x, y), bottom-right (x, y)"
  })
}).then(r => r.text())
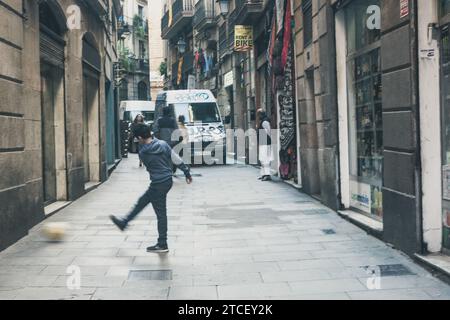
top-left (119, 100), bottom-right (155, 126)
top-left (155, 90), bottom-right (226, 164)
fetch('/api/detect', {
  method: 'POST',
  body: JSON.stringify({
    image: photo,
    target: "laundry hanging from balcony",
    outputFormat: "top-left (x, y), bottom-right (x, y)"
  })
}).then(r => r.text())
top-left (195, 48), bottom-right (216, 78)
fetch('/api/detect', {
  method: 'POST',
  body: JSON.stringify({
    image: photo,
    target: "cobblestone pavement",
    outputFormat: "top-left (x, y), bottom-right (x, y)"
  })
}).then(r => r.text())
top-left (1, 155), bottom-right (450, 300)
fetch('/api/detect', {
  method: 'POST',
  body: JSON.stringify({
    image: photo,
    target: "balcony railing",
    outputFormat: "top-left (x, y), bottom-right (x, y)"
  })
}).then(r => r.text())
top-left (193, 0), bottom-right (216, 30)
top-left (137, 59), bottom-right (149, 74)
top-left (234, 0), bottom-right (264, 24)
top-left (218, 23), bottom-right (227, 57)
top-left (161, 0), bottom-right (195, 39)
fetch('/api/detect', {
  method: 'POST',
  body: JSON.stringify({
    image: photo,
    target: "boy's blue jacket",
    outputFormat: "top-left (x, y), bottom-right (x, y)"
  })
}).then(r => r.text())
top-left (139, 138), bottom-right (191, 184)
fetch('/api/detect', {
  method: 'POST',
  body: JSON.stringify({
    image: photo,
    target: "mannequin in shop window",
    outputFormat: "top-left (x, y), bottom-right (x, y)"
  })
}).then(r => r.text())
top-left (257, 109), bottom-right (273, 181)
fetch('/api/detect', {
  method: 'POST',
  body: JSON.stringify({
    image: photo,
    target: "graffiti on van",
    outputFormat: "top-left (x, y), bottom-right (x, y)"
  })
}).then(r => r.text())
top-left (174, 92), bottom-right (210, 102)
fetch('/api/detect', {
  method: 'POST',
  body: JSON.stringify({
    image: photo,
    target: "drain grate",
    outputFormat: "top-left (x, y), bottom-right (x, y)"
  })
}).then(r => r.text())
top-left (361, 264), bottom-right (415, 277)
top-left (128, 270), bottom-right (172, 280)
top-left (322, 229), bottom-right (336, 235)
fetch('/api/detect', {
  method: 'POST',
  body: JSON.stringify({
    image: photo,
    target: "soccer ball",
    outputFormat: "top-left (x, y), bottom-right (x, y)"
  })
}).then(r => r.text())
top-left (41, 222), bottom-right (69, 241)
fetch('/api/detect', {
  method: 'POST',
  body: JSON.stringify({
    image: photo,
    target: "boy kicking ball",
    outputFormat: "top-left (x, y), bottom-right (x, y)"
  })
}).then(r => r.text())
top-left (110, 123), bottom-right (192, 253)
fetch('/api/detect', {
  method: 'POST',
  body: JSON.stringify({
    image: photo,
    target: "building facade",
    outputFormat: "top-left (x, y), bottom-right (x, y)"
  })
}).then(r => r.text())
top-left (294, 0), bottom-right (450, 257)
top-left (148, 0), bottom-right (165, 99)
top-left (159, 0), bottom-right (450, 258)
top-left (0, 0), bottom-right (121, 251)
top-left (118, 0), bottom-right (150, 101)
top-left (161, 0), bottom-right (196, 90)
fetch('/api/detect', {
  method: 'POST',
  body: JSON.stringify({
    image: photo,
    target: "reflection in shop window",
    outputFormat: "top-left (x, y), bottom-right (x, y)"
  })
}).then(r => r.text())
top-left (345, 0), bottom-right (383, 219)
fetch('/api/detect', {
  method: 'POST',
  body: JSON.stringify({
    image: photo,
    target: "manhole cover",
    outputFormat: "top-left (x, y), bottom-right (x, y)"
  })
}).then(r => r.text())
top-left (361, 264), bottom-right (415, 277)
top-left (128, 270), bottom-right (172, 280)
top-left (322, 229), bottom-right (336, 235)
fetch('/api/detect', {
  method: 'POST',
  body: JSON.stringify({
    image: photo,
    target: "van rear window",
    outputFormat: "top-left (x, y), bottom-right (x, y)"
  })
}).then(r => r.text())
top-left (124, 111), bottom-right (155, 122)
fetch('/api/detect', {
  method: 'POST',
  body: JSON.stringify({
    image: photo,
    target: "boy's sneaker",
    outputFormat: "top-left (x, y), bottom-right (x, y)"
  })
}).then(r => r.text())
top-left (109, 215), bottom-right (127, 231)
top-left (146, 244), bottom-right (169, 253)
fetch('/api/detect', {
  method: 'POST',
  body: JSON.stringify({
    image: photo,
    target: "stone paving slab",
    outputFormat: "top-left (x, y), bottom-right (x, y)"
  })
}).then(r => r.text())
top-left (0, 155), bottom-right (449, 300)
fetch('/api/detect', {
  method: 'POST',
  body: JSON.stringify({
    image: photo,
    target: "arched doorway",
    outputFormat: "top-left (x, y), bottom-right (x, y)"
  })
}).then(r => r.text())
top-left (82, 33), bottom-right (101, 186)
top-left (39, 1), bottom-right (67, 205)
top-left (138, 81), bottom-right (148, 100)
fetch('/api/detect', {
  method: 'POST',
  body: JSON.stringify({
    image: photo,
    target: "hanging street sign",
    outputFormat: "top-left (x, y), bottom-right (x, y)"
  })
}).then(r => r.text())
top-left (234, 25), bottom-right (254, 52)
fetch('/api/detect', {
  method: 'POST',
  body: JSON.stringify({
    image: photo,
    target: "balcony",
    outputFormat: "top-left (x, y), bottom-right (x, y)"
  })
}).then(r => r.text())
top-left (193, 0), bottom-right (216, 32)
top-left (86, 0), bottom-right (108, 16)
top-left (134, 59), bottom-right (149, 75)
top-left (161, 0), bottom-right (195, 40)
top-left (218, 12), bottom-right (236, 59)
top-left (234, 0), bottom-right (264, 24)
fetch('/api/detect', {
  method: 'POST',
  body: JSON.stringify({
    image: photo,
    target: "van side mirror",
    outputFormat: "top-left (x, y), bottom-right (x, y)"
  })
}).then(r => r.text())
top-left (224, 115), bottom-right (231, 125)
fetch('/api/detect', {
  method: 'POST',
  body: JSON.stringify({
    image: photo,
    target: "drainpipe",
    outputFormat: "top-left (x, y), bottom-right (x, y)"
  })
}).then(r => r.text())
top-left (413, 0), bottom-right (425, 254)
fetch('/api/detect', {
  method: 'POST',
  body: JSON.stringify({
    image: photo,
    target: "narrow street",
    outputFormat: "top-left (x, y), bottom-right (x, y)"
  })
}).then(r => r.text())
top-left (0, 156), bottom-right (449, 300)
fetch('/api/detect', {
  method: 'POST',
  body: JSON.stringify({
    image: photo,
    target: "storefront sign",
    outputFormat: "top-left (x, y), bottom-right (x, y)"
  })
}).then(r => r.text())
top-left (420, 48), bottom-right (436, 59)
top-left (234, 25), bottom-right (253, 52)
top-left (223, 71), bottom-right (234, 88)
top-left (400, 0), bottom-right (409, 18)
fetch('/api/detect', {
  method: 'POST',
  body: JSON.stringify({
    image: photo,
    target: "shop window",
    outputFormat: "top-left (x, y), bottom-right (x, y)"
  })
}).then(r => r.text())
top-left (345, 0), bottom-right (383, 219)
top-left (303, 0), bottom-right (313, 47)
top-left (441, 26), bottom-right (450, 250)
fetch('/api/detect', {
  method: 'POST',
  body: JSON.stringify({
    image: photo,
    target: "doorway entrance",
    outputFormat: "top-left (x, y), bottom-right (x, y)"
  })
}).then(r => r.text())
top-left (82, 34), bottom-right (101, 187)
top-left (39, 2), bottom-right (67, 206)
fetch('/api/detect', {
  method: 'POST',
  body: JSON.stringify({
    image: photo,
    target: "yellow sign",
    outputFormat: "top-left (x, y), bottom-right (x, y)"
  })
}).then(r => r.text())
top-left (234, 25), bottom-right (253, 52)
top-left (177, 56), bottom-right (183, 85)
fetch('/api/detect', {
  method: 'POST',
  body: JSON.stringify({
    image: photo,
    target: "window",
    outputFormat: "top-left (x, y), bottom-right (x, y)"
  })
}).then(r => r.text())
top-left (345, 0), bottom-right (383, 219)
top-left (138, 81), bottom-right (148, 100)
top-left (119, 80), bottom-right (128, 101)
top-left (441, 0), bottom-right (450, 17)
top-left (303, 0), bottom-right (313, 47)
top-left (138, 5), bottom-right (144, 19)
top-left (139, 41), bottom-right (146, 59)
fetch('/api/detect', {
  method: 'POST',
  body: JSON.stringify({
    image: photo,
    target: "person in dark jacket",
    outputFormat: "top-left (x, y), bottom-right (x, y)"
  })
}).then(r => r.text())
top-left (152, 106), bottom-right (179, 147)
top-left (130, 114), bottom-right (145, 167)
top-left (110, 123), bottom-right (192, 253)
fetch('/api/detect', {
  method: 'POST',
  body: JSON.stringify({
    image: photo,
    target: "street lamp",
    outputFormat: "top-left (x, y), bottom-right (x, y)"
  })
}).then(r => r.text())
top-left (177, 37), bottom-right (186, 54)
top-left (216, 0), bottom-right (230, 17)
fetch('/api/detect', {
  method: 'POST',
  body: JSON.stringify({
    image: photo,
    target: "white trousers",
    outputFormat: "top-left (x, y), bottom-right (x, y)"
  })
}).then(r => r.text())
top-left (259, 145), bottom-right (273, 176)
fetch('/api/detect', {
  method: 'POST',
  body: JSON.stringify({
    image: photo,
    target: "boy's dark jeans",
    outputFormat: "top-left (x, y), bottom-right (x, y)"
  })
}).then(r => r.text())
top-left (124, 179), bottom-right (173, 246)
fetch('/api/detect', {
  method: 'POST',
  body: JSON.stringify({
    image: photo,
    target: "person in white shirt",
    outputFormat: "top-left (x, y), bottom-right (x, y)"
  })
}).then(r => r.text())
top-left (257, 109), bottom-right (273, 181)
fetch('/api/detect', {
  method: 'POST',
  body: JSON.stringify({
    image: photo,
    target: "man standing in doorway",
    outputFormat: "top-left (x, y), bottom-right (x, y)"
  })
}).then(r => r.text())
top-left (110, 124), bottom-right (192, 253)
top-left (257, 109), bottom-right (273, 181)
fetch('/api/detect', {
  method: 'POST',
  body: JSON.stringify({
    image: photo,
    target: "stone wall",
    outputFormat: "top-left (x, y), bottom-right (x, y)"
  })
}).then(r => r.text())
top-left (294, 0), bottom-right (339, 210)
top-left (0, 0), bottom-right (116, 251)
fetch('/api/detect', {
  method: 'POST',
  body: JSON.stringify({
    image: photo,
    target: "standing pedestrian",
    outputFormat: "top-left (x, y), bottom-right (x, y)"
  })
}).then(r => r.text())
top-left (110, 123), bottom-right (192, 253)
top-left (153, 106), bottom-right (179, 147)
top-left (177, 115), bottom-right (189, 146)
top-left (177, 115), bottom-right (190, 166)
top-left (257, 109), bottom-right (273, 181)
top-left (153, 107), bottom-right (179, 174)
top-left (130, 114), bottom-right (145, 167)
